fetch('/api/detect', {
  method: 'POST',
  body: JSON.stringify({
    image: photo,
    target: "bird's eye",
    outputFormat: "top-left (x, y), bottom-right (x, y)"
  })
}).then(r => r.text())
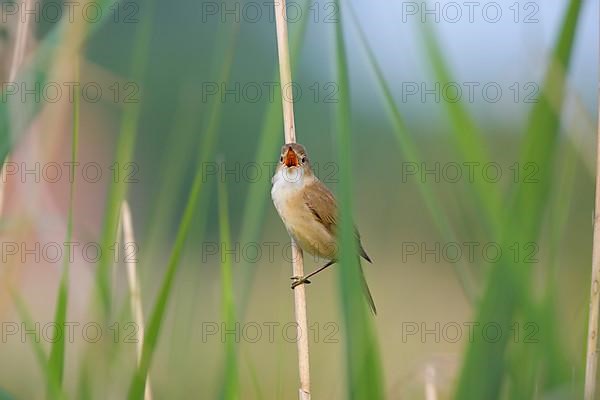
top-left (280, 156), bottom-right (284, 162)
top-left (301, 156), bottom-right (306, 163)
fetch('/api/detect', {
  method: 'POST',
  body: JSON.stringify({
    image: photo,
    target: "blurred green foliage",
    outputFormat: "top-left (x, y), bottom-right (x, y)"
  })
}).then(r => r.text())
top-left (0, 0), bottom-right (596, 399)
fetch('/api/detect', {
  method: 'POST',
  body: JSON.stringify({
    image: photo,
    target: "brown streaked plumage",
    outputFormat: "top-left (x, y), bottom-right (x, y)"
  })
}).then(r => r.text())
top-left (271, 143), bottom-right (376, 314)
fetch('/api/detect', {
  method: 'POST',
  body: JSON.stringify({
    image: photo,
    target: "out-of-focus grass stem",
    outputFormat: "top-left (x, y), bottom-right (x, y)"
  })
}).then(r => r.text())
top-left (347, 3), bottom-right (478, 302)
top-left (95, 3), bottom-right (154, 315)
top-left (8, 0), bottom-right (33, 82)
top-left (333, 1), bottom-right (384, 398)
top-left (126, 16), bottom-right (238, 400)
top-left (47, 54), bottom-right (80, 397)
top-left (121, 201), bottom-right (153, 400)
top-left (217, 176), bottom-right (238, 400)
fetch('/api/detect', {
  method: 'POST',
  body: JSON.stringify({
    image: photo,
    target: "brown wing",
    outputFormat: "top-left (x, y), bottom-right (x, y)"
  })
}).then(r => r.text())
top-left (303, 179), bottom-right (372, 263)
top-left (303, 179), bottom-right (338, 236)
top-left (304, 179), bottom-right (375, 313)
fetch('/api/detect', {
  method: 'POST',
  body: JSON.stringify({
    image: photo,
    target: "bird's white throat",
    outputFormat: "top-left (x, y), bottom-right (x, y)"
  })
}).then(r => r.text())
top-left (272, 167), bottom-right (306, 190)
top-left (271, 166), bottom-right (310, 206)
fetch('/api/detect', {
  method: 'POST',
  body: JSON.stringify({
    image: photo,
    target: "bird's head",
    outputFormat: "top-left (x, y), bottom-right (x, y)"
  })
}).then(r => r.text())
top-left (279, 143), bottom-right (312, 170)
top-left (275, 143), bottom-right (313, 184)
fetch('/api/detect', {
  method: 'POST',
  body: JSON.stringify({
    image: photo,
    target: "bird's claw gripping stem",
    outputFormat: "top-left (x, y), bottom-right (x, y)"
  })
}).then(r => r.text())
top-left (290, 276), bottom-right (311, 289)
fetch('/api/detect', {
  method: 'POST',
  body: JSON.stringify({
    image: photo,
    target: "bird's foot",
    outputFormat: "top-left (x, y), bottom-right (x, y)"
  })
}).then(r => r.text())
top-left (290, 276), bottom-right (311, 289)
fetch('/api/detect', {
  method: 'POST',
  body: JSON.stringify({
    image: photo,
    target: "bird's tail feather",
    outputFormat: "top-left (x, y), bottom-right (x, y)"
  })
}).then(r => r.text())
top-left (358, 258), bottom-right (377, 315)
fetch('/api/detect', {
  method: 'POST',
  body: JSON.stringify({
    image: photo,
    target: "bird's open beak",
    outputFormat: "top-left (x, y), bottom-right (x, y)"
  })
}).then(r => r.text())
top-left (284, 146), bottom-right (299, 167)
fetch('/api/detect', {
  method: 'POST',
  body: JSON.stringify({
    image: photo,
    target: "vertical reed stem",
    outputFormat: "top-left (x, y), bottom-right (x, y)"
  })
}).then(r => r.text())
top-left (274, 0), bottom-right (296, 143)
top-left (0, 155), bottom-right (9, 216)
top-left (273, 1), bottom-right (310, 398)
top-left (2, 0), bottom-right (34, 214)
top-left (8, 0), bottom-right (33, 82)
top-left (584, 92), bottom-right (600, 400)
top-left (425, 365), bottom-right (437, 400)
top-left (121, 201), bottom-right (153, 400)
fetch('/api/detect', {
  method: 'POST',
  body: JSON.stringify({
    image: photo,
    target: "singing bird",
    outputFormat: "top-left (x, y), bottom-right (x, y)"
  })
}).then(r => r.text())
top-left (271, 143), bottom-right (376, 314)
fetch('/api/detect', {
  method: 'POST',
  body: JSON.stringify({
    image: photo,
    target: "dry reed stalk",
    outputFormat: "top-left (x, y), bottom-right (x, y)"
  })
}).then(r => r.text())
top-left (0, 155), bottom-right (9, 216)
top-left (584, 92), bottom-right (600, 400)
top-left (121, 201), bottom-right (153, 400)
top-left (8, 0), bottom-right (33, 82)
top-left (424, 365), bottom-right (437, 400)
top-left (273, 1), bottom-right (310, 398)
top-left (2, 0), bottom-right (34, 215)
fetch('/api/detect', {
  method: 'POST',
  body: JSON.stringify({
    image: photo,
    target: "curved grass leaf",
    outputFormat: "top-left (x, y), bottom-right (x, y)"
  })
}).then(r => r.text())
top-left (47, 55), bottom-right (80, 396)
top-left (346, 2), bottom-right (478, 302)
top-left (11, 292), bottom-right (64, 399)
top-left (454, 1), bottom-right (583, 398)
top-left (0, 387), bottom-right (15, 400)
top-left (217, 176), bottom-right (238, 400)
top-left (95, 0), bottom-right (156, 314)
top-left (243, 349), bottom-right (264, 400)
top-left (333, 2), bottom-right (384, 398)
top-left (419, 24), bottom-right (501, 233)
top-left (126, 20), bottom-right (241, 400)
top-left (0, 0), bottom-right (117, 167)
top-left (126, 145), bottom-right (208, 400)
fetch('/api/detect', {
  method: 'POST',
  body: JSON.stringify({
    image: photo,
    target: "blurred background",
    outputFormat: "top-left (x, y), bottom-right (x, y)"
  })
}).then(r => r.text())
top-left (0, 0), bottom-right (598, 398)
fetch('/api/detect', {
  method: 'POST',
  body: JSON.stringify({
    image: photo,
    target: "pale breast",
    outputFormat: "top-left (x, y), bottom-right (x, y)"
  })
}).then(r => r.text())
top-left (271, 173), bottom-right (337, 260)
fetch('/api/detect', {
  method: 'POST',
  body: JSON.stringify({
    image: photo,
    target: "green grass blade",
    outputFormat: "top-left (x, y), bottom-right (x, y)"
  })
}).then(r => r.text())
top-left (0, 0), bottom-right (116, 164)
top-left (126, 148), bottom-right (207, 400)
top-left (454, 1), bottom-right (583, 398)
top-left (126, 22), bottom-right (240, 400)
top-left (180, 15), bottom-right (241, 327)
top-left (11, 292), bottom-right (64, 400)
top-left (0, 387), bottom-right (15, 400)
top-left (333, 2), bottom-right (384, 398)
top-left (141, 89), bottom-right (203, 264)
top-left (147, 90), bottom-right (219, 375)
top-left (419, 24), bottom-right (501, 234)
top-left (154, 20), bottom-right (242, 394)
top-left (155, 90), bottom-right (208, 373)
top-left (510, 0), bottom-right (583, 237)
top-left (243, 349), bottom-right (264, 400)
top-left (76, 360), bottom-right (93, 400)
top-left (158, 22), bottom-right (241, 370)
top-left (95, 3), bottom-right (155, 314)
top-left (217, 176), bottom-right (238, 400)
top-left (47, 55), bottom-right (80, 395)
top-left (528, 137), bottom-right (580, 394)
top-left (126, 159), bottom-right (205, 399)
top-left (11, 293), bottom-right (48, 374)
top-left (347, 3), bottom-right (478, 301)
